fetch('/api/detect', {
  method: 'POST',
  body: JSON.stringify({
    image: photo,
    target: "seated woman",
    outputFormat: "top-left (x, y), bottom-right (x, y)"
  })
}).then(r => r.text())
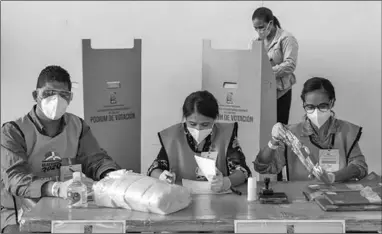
top-left (253, 77), bottom-right (368, 183)
top-left (147, 90), bottom-right (251, 192)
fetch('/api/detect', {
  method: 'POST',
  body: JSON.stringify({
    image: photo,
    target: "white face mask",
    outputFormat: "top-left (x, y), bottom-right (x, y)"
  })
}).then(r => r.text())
top-left (187, 126), bottom-right (213, 145)
top-left (307, 109), bottom-right (331, 129)
top-left (39, 95), bottom-right (69, 120)
top-left (258, 22), bottom-right (272, 40)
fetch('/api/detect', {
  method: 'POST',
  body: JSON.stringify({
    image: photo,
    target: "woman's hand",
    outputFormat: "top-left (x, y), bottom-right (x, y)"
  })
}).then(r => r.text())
top-left (271, 122), bottom-right (287, 144)
top-left (210, 168), bottom-right (231, 193)
top-left (310, 166), bottom-right (335, 184)
top-left (159, 170), bottom-right (176, 184)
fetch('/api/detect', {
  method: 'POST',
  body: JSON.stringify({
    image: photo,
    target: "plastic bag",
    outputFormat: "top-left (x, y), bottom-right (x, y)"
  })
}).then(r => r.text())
top-left (280, 124), bottom-right (332, 184)
top-left (93, 170), bottom-right (192, 215)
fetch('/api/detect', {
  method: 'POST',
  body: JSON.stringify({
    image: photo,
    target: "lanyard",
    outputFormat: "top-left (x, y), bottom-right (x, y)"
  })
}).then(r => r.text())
top-left (309, 133), bottom-right (335, 150)
top-left (328, 133), bottom-right (335, 150)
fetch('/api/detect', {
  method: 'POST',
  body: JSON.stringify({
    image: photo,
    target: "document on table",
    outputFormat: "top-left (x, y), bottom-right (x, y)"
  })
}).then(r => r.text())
top-left (182, 179), bottom-right (232, 195)
top-left (194, 155), bottom-right (216, 182)
top-left (51, 220), bottom-right (125, 233)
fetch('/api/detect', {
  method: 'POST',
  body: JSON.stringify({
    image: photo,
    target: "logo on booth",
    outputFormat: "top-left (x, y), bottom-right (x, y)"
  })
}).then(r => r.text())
top-left (110, 92), bottom-right (117, 104)
top-left (41, 151), bottom-right (62, 173)
top-left (226, 92), bottom-right (234, 105)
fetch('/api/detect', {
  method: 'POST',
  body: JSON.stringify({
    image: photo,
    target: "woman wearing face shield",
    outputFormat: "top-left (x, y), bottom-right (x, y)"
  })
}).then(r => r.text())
top-left (250, 7), bottom-right (299, 181)
top-left (147, 90), bottom-right (251, 193)
top-left (253, 77), bottom-right (368, 183)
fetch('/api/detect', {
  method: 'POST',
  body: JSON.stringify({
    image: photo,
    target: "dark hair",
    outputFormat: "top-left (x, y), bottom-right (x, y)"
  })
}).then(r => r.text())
top-left (182, 90), bottom-right (219, 119)
top-left (300, 77), bottom-right (336, 104)
top-left (251, 7), bottom-right (281, 29)
top-left (36, 65), bottom-right (72, 91)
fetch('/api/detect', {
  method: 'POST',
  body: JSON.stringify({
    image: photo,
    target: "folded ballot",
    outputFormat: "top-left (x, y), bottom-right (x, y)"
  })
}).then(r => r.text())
top-left (93, 170), bottom-right (192, 215)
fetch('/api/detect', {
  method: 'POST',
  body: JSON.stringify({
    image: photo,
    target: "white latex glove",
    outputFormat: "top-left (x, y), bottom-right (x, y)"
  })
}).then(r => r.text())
top-left (210, 168), bottom-right (231, 193)
top-left (58, 179), bottom-right (73, 199)
top-left (310, 166), bottom-right (335, 185)
top-left (159, 170), bottom-right (176, 184)
top-left (271, 122), bottom-right (287, 143)
top-left (327, 172), bottom-right (336, 184)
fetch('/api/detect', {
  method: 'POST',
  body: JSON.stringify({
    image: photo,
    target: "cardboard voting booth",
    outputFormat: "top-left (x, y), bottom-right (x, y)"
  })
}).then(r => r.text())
top-left (202, 39), bottom-right (276, 180)
top-left (82, 39), bottom-right (141, 172)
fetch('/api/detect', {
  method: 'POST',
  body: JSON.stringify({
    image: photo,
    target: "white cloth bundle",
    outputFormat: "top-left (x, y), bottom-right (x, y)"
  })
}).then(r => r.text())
top-left (93, 170), bottom-right (192, 215)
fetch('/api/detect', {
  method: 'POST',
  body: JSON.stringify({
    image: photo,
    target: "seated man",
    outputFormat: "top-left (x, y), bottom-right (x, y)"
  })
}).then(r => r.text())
top-left (1, 65), bottom-right (120, 233)
top-left (253, 77), bottom-right (368, 183)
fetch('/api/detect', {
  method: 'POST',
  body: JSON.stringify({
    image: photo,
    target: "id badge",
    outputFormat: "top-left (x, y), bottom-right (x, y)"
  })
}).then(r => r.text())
top-left (60, 164), bottom-right (82, 181)
top-left (319, 149), bottom-right (340, 172)
top-left (201, 151), bottom-right (218, 161)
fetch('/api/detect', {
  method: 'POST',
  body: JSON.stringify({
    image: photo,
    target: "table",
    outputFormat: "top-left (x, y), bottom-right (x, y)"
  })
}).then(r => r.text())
top-left (20, 181), bottom-right (382, 233)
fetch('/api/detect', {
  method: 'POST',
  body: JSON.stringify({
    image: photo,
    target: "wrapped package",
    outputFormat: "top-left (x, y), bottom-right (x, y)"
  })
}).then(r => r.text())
top-left (93, 170), bottom-right (192, 215)
top-left (280, 124), bottom-right (332, 184)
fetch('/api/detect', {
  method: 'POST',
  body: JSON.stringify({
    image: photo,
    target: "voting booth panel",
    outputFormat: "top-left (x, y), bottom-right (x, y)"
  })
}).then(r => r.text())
top-left (82, 39), bottom-right (141, 172)
top-left (202, 40), bottom-right (276, 181)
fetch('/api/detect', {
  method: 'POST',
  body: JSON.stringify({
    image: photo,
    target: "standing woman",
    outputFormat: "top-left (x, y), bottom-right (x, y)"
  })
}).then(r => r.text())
top-left (250, 7), bottom-right (299, 180)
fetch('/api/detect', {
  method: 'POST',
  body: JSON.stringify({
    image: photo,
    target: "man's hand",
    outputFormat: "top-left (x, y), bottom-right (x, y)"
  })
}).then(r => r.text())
top-left (56, 173), bottom-right (94, 199)
top-left (82, 175), bottom-right (95, 195)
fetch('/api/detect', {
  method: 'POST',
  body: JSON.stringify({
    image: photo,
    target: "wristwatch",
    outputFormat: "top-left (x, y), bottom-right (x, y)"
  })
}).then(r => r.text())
top-left (51, 182), bottom-right (62, 197)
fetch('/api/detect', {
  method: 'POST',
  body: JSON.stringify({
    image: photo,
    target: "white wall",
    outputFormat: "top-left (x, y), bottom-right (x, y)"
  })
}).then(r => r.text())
top-left (2, 1), bottom-right (381, 175)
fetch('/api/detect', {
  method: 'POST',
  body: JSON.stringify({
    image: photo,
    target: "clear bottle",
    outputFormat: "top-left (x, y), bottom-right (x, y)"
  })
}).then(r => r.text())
top-left (67, 172), bottom-right (88, 208)
top-left (247, 176), bottom-right (257, 201)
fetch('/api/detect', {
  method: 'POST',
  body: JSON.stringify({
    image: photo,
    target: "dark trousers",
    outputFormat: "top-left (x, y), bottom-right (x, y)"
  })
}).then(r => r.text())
top-left (276, 89), bottom-right (292, 181)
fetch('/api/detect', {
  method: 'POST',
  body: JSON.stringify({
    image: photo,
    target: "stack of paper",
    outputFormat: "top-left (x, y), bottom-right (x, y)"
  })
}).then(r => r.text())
top-left (303, 172), bottom-right (382, 211)
top-left (182, 155), bottom-right (232, 195)
top-left (182, 179), bottom-right (232, 195)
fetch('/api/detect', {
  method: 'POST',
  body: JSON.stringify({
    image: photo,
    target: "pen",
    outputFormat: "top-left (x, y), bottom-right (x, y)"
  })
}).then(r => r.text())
top-left (231, 187), bottom-right (242, 196)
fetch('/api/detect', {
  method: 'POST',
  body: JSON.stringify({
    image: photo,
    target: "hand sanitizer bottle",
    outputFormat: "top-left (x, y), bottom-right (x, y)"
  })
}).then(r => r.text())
top-left (67, 172), bottom-right (88, 208)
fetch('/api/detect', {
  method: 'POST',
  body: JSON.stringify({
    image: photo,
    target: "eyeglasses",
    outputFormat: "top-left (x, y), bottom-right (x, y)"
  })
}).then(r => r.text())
top-left (303, 103), bottom-right (331, 114)
top-left (38, 89), bottom-right (73, 101)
